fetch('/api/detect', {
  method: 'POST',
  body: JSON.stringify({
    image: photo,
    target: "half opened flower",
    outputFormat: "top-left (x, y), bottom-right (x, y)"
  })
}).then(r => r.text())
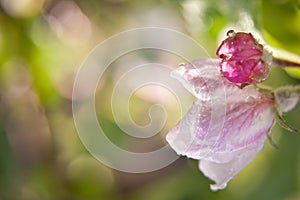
top-left (216, 30), bottom-right (270, 84)
top-left (166, 58), bottom-right (298, 191)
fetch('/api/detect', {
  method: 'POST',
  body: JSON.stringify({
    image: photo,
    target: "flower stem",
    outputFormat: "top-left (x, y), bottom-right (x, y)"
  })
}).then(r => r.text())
top-left (271, 57), bottom-right (300, 68)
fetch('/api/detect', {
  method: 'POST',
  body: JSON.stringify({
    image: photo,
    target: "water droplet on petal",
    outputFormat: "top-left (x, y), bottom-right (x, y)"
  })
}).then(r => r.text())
top-left (179, 62), bottom-right (185, 67)
top-left (229, 104), bottom-right (235, 110)
top-left (245, 96), bottom-right (255, 105)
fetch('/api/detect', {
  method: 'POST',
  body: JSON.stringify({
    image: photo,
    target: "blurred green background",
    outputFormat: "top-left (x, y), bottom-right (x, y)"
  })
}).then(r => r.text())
top-left (0, 0), bottom-right (300, 199)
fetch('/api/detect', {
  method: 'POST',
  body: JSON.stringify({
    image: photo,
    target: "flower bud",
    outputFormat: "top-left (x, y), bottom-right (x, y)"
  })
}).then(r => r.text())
top-left (216, 30), bottom-right (269, 84)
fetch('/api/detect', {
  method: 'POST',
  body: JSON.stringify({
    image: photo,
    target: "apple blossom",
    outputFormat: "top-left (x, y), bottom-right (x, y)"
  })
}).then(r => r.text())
top-left (166, 58), bottom-right (299, 191)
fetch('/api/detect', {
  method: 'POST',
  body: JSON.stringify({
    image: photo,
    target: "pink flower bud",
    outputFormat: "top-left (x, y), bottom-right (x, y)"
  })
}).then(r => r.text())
top-left (216, 30), bottom-right (269, 84)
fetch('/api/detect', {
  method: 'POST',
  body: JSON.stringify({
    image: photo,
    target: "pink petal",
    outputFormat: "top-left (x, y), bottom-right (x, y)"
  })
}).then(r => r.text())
top-left (166, 88), bottom-right (275, 161)
top-left (170, 59), bottom-right (225, 100)
top-left (199, 134), bottom-right (266, 191)
top-left (166, 58), bottom-right (275, 190)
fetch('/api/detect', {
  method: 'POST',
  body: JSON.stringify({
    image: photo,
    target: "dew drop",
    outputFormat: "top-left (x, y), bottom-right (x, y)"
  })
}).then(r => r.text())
top-left (245, 96), bottom-right (255, 105)
top-left (229, 104), bottom-right (235, 110)
top-left (194, 86), bottom-right (201, 94)
top-left (178, 62), bottom-right (185, 67)
top-left (227, 30), bottom-right (236, 37)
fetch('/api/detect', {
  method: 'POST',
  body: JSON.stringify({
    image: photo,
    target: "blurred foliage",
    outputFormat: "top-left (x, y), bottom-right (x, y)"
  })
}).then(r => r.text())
top-left (0, 0), bottom-right (300, 200)
top-left (259, 0), bottom-right (300, 78)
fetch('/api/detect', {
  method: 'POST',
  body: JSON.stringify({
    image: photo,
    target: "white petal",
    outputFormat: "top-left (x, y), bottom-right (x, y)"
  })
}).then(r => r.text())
top-left (274, 86), bottom-right (300, 113)
top-left (166, 85), bottom-right (275, 162)
top-left (171, 59), bottom-right (224, 100)
top-left (199, 134), bottom-right (266, 191)
top-left (166, 58), bottom-right (276, 191)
